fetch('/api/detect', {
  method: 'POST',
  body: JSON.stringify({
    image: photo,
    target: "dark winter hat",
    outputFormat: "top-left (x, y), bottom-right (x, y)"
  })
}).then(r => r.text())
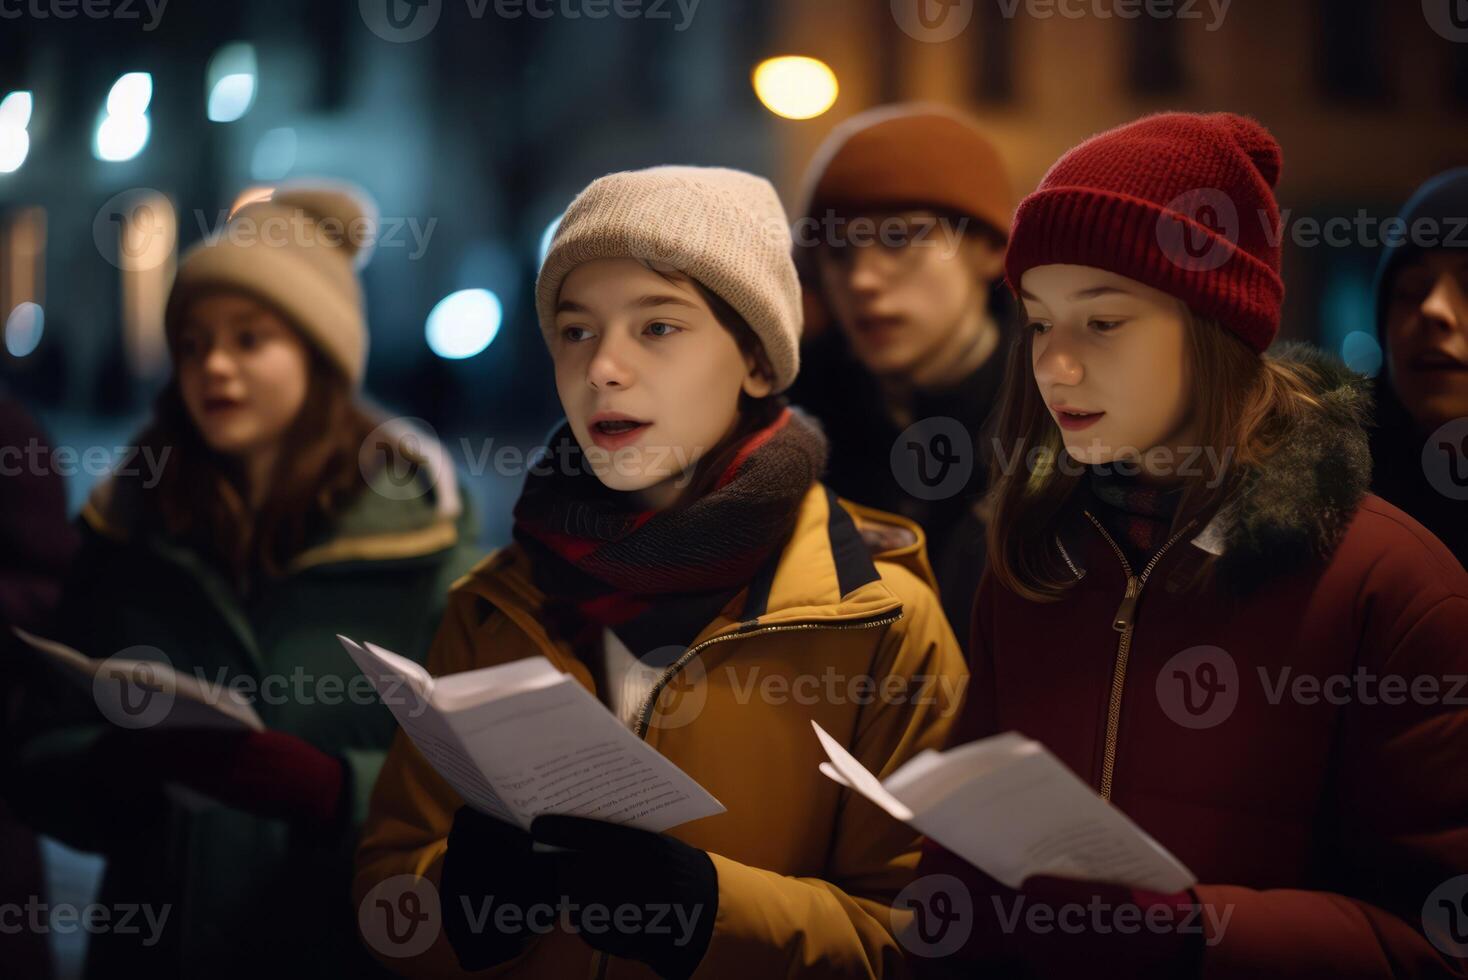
top-left (1005, 112), bottom-right (1285, 354)
top-left (1372, 166), bottom-right (1468, 340)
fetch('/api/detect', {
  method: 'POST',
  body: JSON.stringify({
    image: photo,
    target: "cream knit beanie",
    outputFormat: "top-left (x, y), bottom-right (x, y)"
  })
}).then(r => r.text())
top-left (536, 165), bottom-right (802, 392)
top-left (166, 180), bottom-right (377, 385)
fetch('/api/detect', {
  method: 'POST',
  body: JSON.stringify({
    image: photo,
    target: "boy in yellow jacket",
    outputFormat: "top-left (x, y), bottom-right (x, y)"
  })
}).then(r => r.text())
top-left (353, 165), bottom-right (968, 979)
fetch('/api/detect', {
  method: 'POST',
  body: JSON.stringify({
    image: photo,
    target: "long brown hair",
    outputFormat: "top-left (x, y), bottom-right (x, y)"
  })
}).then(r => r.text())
top-left (134, 319), bottom-right (383, 591)
top-left (984, 308), bottom-right (1327, 601)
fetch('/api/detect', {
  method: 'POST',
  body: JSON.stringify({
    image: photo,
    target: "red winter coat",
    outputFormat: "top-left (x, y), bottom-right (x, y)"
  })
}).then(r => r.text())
top-left (919, 349), bottom-right (1468, 978)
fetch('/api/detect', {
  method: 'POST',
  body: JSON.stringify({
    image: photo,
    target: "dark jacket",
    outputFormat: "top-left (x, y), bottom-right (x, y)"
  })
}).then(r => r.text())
top-left (921, 347), bottom-right (1468, 977)
top-left (8, 432), bottom-right (482, 980)
top-left (1369, 165), bottom-right (1468, 570)
top-left (789, 314), bottom-right (1013, 654)
top-left (0, 391), bottom-right (76, 980)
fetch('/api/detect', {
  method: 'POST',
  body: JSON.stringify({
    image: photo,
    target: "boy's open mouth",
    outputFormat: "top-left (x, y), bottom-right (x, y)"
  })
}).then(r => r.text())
top-left (587, 413), bottom-right (654, 449)
top-left (592, 419), bottom-right (650, 434)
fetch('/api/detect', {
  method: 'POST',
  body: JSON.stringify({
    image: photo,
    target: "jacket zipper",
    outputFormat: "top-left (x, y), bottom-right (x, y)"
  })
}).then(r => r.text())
top-left (1079, 511), bottom-right (1196, 802)
top-left (585, 610), bottom-right (903, 980)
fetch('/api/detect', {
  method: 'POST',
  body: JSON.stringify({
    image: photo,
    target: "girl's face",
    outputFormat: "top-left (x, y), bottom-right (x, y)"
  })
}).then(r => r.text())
top-left (175, 292), bottom-right (312, 461)
top-left (815, 208), bottom-right (1004, 380)
top-left (1021, 264), bottom-right (1196, 472)
top-left (1383, 250), bottom-right (1468, 431)
top-left (551, 258), bottom-right (772, 507)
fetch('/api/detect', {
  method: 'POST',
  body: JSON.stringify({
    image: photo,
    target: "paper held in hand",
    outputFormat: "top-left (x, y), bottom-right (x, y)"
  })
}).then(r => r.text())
top-left (810, 721), bottom-right (1195, 893)
top-left (338, 636), bottom-right (725, 833)
top-left (11, 627), bottom-right (264, 732)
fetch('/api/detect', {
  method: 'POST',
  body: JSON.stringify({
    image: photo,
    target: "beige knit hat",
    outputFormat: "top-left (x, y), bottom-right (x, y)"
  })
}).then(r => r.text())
top-left (166, 180), bottom-right (378, 385)
top-left (536, 165), bottom-right (802, 392)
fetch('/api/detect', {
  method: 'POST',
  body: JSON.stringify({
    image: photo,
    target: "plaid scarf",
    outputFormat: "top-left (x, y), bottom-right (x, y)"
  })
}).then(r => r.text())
top-left (512, 406), bottom-right (828, 651)
top-left (1086, 466), bottom-right (1185, 569)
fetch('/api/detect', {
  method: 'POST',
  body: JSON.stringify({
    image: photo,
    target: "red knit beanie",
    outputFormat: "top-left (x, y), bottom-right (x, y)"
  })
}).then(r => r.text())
top-left (1005, 112), bottom-right (1285, 353)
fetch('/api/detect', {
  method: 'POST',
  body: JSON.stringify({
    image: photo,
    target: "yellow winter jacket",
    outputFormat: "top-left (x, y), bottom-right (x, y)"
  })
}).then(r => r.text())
top-left (353, 483), bottom-right (969, 979)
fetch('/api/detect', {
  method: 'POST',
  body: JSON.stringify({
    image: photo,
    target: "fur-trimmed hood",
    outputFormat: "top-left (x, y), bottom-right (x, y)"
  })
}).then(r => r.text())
top-left (1062, 342), bottom-right (1374, 590)
top-left (82, 417), bottom-right (467, 572)
top-left (1195, 342), bottom-right (1373, 586)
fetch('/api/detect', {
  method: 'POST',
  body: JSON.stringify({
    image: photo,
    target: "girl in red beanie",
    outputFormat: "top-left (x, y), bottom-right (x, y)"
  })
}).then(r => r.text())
top-left (916, 113), bottom-right (1468, 978)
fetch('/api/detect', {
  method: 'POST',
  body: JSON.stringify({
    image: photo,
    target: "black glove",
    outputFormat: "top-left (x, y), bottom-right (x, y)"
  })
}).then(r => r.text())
top-left (530, 814), bottom-right (718, 980)
top-left (440, 807), bottom-right (556, 969)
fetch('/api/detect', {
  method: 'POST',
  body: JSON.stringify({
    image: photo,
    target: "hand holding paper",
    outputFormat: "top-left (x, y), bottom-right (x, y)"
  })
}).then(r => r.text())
top-left (339, 635), bottom-right (724, 833)
top-left (812, 720), bottom-right (1194, 892)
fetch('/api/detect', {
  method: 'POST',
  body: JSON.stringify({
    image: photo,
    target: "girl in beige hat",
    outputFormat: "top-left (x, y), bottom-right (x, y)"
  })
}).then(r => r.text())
top-left (11, 182), bottom-right (480, 978)
top-left (355, 165), bottom-right (969, 979)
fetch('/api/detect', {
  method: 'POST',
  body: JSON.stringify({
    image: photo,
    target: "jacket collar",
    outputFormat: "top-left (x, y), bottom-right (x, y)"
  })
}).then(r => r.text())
top-left (1058, 342), bottom-right (1373, 588)
top-left (82, 419), bottom-right (466, 573)
top-left (456, 482), bottom-right (922, 669)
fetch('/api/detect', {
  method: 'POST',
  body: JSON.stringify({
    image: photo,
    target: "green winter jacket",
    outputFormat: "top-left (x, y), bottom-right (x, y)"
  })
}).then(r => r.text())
top-left (9, 436), bottom-right (482, 979)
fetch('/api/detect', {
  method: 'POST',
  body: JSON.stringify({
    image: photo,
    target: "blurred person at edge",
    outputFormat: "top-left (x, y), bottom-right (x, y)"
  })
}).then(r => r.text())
top-left (0, 390), bottom-right (80, 980)
top-left (788, 104), bottom-right (1016, 655)
top-left (1371, 167), bottom-right (1468, 568)
top-left (914, 113), bottom-right (1468, 978)
top-left (354, 165), bottom-right (968, 979)
top-left (5, 183), bottom-right (480, 979)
